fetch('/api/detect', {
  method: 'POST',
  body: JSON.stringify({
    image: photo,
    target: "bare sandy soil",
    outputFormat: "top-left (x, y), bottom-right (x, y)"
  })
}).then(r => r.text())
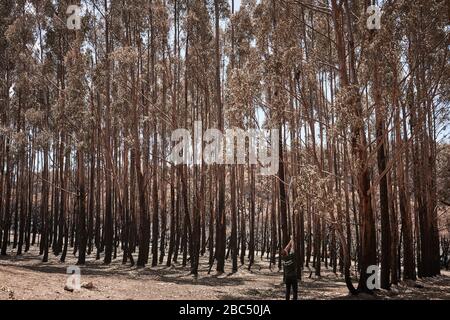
top-left (1, 246), bottom-right (449, 300)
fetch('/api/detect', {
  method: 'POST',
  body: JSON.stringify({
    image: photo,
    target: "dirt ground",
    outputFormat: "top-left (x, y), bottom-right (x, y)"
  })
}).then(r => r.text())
top-left (1, 246), bottom-right (449, 300)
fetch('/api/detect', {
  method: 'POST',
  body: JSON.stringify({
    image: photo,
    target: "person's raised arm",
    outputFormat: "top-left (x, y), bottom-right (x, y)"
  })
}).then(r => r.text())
top-left (284, 236), bottom-right (294, 252)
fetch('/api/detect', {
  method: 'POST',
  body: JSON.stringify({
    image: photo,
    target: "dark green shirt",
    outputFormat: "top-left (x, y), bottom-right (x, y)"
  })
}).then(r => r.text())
top-left (282, 252), bottom-right (297, 279)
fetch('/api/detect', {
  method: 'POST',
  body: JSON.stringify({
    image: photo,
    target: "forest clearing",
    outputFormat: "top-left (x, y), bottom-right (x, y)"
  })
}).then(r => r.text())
top-left (0, 0), bottom-right (450, 302)
top-left (1, 246), bottom-right (450, 300)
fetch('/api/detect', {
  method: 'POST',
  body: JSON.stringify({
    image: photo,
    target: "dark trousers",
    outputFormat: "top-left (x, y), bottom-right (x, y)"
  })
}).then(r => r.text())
top-left (285, 277), bottom-right (298, 300)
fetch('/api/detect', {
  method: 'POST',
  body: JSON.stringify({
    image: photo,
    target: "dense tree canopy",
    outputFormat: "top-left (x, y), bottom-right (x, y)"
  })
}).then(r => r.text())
top-left (0, 0), bottom-right (449, 296)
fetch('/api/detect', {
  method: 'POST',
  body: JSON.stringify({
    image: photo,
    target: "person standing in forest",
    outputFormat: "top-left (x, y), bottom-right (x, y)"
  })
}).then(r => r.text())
top-left (281, 236), bottom-right (298, 300)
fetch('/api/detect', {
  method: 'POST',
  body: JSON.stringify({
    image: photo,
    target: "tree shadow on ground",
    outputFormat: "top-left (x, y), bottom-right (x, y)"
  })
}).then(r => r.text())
top-left (0, 253), bottom-right (250, 287)
top-left (217, 274), bottom-right (349, 300)
top-left (151, 273), bottom-right (249, 287)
